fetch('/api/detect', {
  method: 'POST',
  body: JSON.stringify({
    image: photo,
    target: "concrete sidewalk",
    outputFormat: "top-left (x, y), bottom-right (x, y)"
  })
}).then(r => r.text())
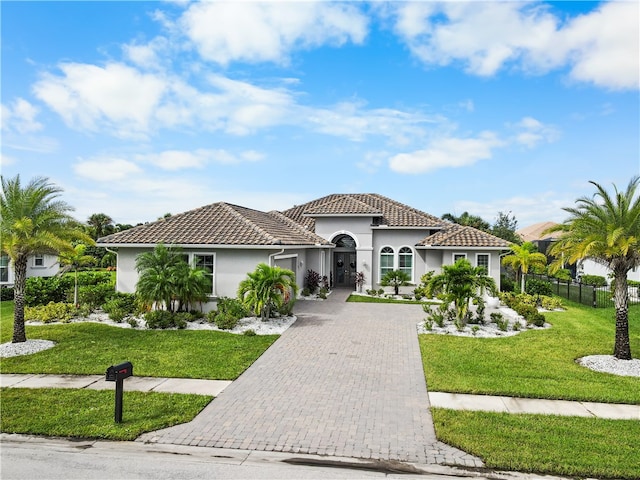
top-left (0, 373), bottom-right (231, 397)
top-left (2, 373), bottom-right (637, 420)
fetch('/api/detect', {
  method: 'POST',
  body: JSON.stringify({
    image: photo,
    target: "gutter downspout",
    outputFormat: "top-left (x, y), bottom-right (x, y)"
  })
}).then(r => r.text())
top-left (268, 248), bottom-right (285, 267)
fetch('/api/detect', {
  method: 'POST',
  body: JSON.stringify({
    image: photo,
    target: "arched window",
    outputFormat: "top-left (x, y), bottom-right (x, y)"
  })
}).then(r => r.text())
top-left (380, 246), bottom-right (394, 278)
top-left (399, 247), bottom-right (413, 280)
top-left (334, 234), bottom-right (356, 249)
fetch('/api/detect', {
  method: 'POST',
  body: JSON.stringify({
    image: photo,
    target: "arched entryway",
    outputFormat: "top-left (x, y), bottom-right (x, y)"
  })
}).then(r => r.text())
top-left (332, 233), bottom-right (357, 288)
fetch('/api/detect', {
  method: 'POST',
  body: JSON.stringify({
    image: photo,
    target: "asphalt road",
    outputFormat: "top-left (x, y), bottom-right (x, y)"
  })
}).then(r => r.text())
top-left (0, 434), bottom-right (490, 480)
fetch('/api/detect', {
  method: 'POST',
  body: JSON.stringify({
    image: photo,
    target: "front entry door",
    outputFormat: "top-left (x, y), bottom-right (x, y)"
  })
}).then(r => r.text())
top-left (334, 252), bottom-right (356, 288)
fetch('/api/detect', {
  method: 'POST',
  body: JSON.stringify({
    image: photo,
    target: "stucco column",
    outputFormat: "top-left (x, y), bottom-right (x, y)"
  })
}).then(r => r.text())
top-left (357, 247), bottom-right (373, 291)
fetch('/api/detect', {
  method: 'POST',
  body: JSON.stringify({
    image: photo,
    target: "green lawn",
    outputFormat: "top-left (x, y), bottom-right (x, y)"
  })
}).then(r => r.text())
top-left (347, 294), bottom-right (434, 305)
top-left (432, 409), bottom-right (640, 480)
top-left (0, 388), bottom-right (212, 441)
top-left (420, 301), bottom-right (640, 404)
top-left (1, 300), bottom-right (276, 441)
top-left (1, 301), bottom-right (277, 380)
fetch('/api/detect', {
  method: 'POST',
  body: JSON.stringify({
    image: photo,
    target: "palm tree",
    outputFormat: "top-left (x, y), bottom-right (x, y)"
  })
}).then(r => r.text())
top-left (501, 242), bottom-right (547, 292)
top-left (135, 243), bottom-right (184, 312)
top-left (238, 263), bottom-right (298, 321)
top-left (58, 243), bottom-right (96, 305)
top-left (441, 211), bottom-right (491, 232)
top-left (1, 175), bottom-right (92, 342)
top-left (380, 269), bottom-right (411, 295)
top-left (546, 177), bottom-right (640, 360)
top-left (426, 258), bottom-right (497, 325)
top-left (87, 213), bottom-right (114, 240)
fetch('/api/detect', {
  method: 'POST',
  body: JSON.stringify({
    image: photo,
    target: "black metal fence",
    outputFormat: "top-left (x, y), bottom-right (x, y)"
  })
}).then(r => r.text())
top-left (529, 274), bottom-right (640, 308)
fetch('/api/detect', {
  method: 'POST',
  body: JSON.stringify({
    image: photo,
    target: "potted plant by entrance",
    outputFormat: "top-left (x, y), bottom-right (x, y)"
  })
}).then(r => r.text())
top-left (355, 271), bottom-right (365, 293)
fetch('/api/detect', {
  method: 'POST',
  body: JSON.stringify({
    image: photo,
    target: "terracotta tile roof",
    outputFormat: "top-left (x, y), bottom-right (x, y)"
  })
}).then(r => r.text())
top-left (98, 202), bottom-right (332, 246)
top-left (303, 196), bottom-right (382, 216)
top-left (282, 193), bottom-right (444, 229)
top-left (418, 225), bottom-right (512, 248)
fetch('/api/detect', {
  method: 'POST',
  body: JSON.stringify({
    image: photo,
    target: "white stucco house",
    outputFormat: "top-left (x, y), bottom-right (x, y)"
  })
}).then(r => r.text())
top-left (0, 253), bottom-right (61, 286)
top-left (98, 194), bottom-right (511, 305)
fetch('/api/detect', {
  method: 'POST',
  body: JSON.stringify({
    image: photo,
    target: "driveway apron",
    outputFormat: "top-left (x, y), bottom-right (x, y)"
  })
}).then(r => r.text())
top-left (138, 290), bottom-right (482, 467)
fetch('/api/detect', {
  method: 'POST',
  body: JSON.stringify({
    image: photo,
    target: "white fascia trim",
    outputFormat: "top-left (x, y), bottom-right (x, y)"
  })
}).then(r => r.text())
top-left (97, 243), bottom-right (332, 250)
top-left (416, 246), bottom-right (510, 251)
top-left (372, 226), bottom-right (441, 230)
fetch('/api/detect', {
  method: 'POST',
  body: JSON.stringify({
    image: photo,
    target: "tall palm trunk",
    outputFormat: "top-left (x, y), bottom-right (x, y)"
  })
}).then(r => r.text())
top-left (12, 255), bottom-right (28, 343)
top-left (612, 265), bottom-right (631, 360)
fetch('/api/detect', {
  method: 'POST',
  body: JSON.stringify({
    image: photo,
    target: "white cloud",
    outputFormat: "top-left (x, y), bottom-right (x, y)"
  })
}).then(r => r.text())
top-left (31, 57), bottom-right (439, 144)
top-left (511, 116), bottom-right (560, 148)
top-left (389, 132), bottom-right (504, 174)
top-left (390, 1), bottom-right (639, 90)
top-left (562, 1), bottom-right (639, 90)
top-left (73, 157), bottom-right (143, 181)
top-left (140, 148), bottom-right (264, 167)
top-left (1, 98), bottom-right (43, 134)
top-left (33, 63), bottom-right (167, 138)
top-left (178, 1), bottom-right (368, 65)
top-left (123, 37), bottom-right (169, 70)
top-left (0, 153), bottom-right (16, 167)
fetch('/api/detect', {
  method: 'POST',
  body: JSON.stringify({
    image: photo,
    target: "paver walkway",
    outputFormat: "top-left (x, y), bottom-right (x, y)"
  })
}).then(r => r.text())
top-left (137, 290), bottom-right (482, 467)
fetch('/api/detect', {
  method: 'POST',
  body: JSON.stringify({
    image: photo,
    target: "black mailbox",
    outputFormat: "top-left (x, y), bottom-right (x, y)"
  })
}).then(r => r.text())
top-left (105, 361), bottom-right (133, 423)
top-left (106, 361), bottom-right (133, 382)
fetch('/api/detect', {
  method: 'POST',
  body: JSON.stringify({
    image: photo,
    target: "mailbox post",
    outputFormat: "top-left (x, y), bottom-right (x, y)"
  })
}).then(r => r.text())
top-left (105, 361), bottom-right (133, 423)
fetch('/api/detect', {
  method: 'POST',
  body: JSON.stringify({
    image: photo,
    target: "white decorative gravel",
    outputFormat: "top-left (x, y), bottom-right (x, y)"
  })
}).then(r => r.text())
top-left (577, 355), bottom-right (640, 377)
top-left (5, 313), bottom-right (296, 359)
top-left (0, 339), bottom-right (56, 358)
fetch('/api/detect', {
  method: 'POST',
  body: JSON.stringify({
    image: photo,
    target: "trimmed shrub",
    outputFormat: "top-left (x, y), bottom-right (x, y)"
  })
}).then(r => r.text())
top-left (0, 286), bottom-right (14, 301)
top-left (78, 283), bottom-right (116, 308)
top-left (24, 276), bottom-right (72, 306)
top-left (213, 311), bottom-right (240, 330)
top-left (525, 278), bottom-right (553, 297)
top-left (24, 302), bottom-right (77, 323)
top-left (144, 310), bottom-right (186, 329)
top-left (580, 274), bottom-right (607, 287)
top-left (102, 293), bottom-right (138, 322)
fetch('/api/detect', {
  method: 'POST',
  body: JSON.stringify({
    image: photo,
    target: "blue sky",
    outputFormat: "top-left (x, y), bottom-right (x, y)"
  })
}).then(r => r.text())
top-left (2, 1), bottom-right (638, 230)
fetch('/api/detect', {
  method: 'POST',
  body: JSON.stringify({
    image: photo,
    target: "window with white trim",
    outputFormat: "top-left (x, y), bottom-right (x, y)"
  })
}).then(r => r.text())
top-left (380, 246), bottom-right (394, 278)
top-left (476, 254), bottom-right (489, 272)
top-left (453, 253), bottom-right (467, 263)
top-left (33, 254), bottom-right (45, 267)
top-left (0, 254), bottom-right (8, 282)
top-left (194, 254), bottom-right (215, 295)
top-left (398, 247), bottom-right (413, 279)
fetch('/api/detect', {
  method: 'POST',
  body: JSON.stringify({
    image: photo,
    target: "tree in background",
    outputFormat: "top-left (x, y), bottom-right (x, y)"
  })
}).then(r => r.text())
top-left (546, 177), bottom-right (640, 360)
top-left (1, 175), bottom-right (92, 342)
top-left (501, 242), bottom-right (547, 292)
top-left (87, 213), bottom-right (115, 240)
top-left (492, 211), bottom-right (522, 244)
top-left (441, 211), bottom-right (491, 232)
top-left (58, 243), bottom-right (96, 305)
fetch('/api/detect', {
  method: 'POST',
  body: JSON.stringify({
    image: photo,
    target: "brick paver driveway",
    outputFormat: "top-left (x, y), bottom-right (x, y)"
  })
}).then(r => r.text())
top-left (138, 290), bottom-right (482, 467)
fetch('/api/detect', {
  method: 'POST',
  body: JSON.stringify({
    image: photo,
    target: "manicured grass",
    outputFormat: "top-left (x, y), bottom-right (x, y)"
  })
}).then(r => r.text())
top-left (420, 302), bottom-right (640, 404)
top-left (432, 408), bottom-right (640, 480)
top-left (1, 302), bottom-right (277, 380)
top-left (0, 388), bottom-right (212, 441)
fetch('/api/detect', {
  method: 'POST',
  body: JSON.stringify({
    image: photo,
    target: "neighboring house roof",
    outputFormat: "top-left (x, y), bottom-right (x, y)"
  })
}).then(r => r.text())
top-left (98, 202), bottom-right (332, 247)
top-left (283, 193), bottom-right (444, 230)
top-left (418, 225), bottom-right (512, 248)
top-left (517, 222), bottom-right (560, 242)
